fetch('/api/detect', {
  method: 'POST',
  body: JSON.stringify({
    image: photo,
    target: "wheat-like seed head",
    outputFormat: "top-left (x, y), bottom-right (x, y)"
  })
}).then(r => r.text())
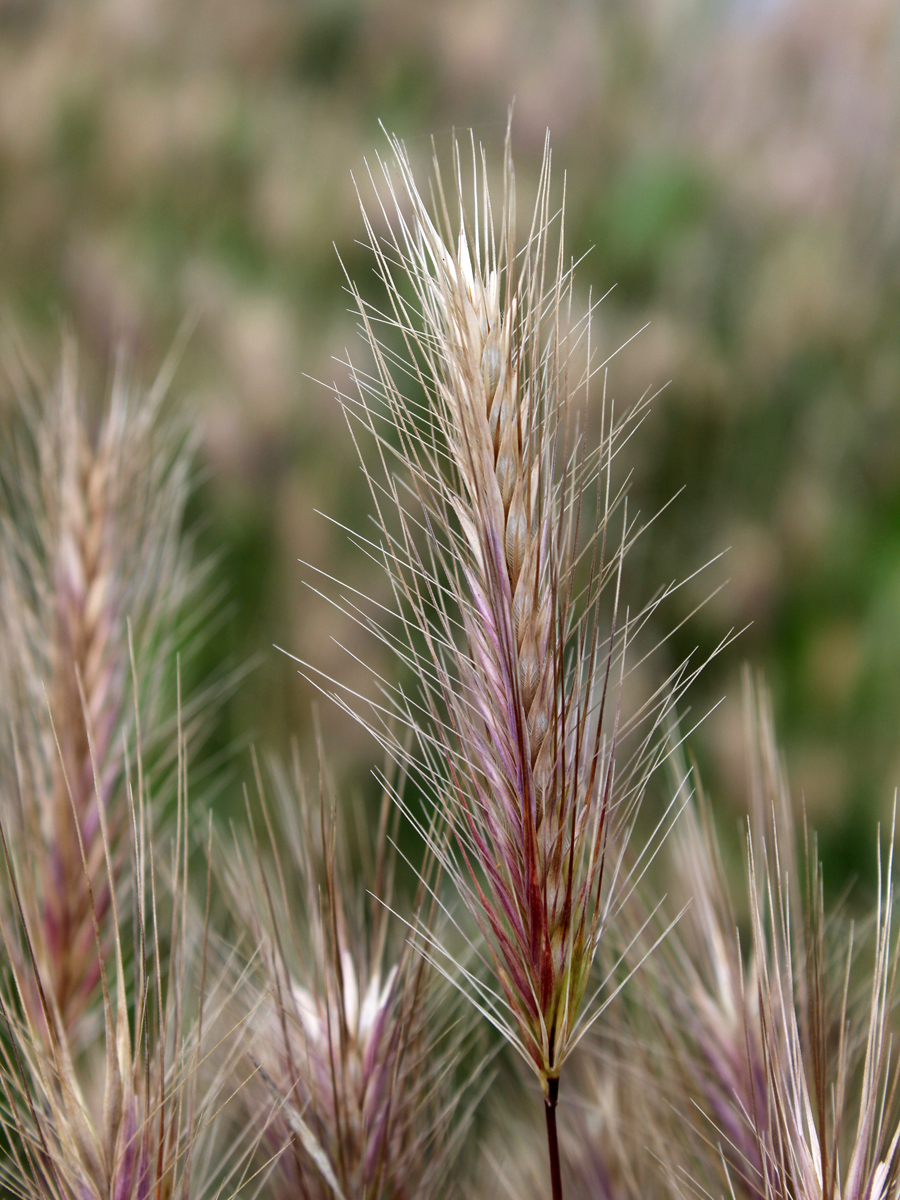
top-left (735, 806), bottom-right (900, 1200)
top-left (0, 341), bottom-right (196, 1040)
top-left (299, 127), bottom-right (715, 1093)
top-left (641, 696), bottom-right (776, 1200)
top-left (222, 751), bottom-right (479, 1200)
top-left (0, 697), bottom-right (237, 1200)
top-left (640, 679), bottom-right (900, 1200)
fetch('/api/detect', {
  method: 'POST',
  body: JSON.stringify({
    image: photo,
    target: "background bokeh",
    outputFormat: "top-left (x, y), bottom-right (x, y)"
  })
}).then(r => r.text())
top-left (2, 0), bottom-right (899, 888)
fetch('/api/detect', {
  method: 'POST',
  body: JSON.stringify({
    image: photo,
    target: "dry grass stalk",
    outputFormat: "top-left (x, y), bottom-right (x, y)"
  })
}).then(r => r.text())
top-left (222, 750), bottom-right (478, 1200)
top-left (0, 341), bottom-right (196, 1041)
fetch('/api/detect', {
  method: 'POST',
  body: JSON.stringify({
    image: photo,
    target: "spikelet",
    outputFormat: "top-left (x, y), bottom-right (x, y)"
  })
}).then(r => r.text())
top-left (304, 125), bottom-right (709, 1134)
top-left (0, 340), bottom-right (195, 1040)
top-left (222, 751), bottom-right (479, 1200)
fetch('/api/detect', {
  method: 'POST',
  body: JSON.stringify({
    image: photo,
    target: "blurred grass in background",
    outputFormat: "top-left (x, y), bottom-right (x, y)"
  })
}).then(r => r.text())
top-left (1, 0), bottom-right (899, 890)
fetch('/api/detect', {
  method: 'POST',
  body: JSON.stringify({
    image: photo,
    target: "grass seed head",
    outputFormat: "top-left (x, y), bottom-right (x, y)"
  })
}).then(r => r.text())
top-left (0, 341), bottom-right (197, 1041)
top-left (0, 697), bottom-right (229, 1200)
top-left (222, 751), bottom-right (478, 1200)
top-left (317, 125), bottom-right (699, 1094)
top-left (643, 679), bottom-right (900, 1200)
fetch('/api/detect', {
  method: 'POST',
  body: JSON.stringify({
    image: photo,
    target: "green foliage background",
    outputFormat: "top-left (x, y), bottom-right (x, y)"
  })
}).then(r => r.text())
top-left (2, 0), bottom-right (899, 890)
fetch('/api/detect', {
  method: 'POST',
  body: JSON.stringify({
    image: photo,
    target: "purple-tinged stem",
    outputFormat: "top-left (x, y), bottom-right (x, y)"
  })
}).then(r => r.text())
top-left (545, 1075), bottom-right (563, 1200)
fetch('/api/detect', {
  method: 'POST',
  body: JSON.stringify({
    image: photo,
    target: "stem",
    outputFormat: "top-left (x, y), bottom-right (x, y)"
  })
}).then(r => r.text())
top-left (544, 1075), bottom-right (563, 1200)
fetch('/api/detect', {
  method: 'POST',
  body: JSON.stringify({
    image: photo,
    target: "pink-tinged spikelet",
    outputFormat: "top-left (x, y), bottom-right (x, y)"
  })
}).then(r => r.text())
top-left (737, 809), bottom-right (900, 1200)
top-left (644, 681), bottom-right (900, 1200)
top-left (0, 341), bottom-right (195, 1040)
top-left (301, 126), bottom-right (715, 1196)
top-left (643, 685), bottom-right (789, 1200)
top-left (223, 753), bottom-right (478, 1200)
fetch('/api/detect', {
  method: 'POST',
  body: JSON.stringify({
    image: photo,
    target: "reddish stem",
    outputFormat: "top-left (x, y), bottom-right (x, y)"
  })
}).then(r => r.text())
top-left (545, 1075), bottom-right (563, 1200)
